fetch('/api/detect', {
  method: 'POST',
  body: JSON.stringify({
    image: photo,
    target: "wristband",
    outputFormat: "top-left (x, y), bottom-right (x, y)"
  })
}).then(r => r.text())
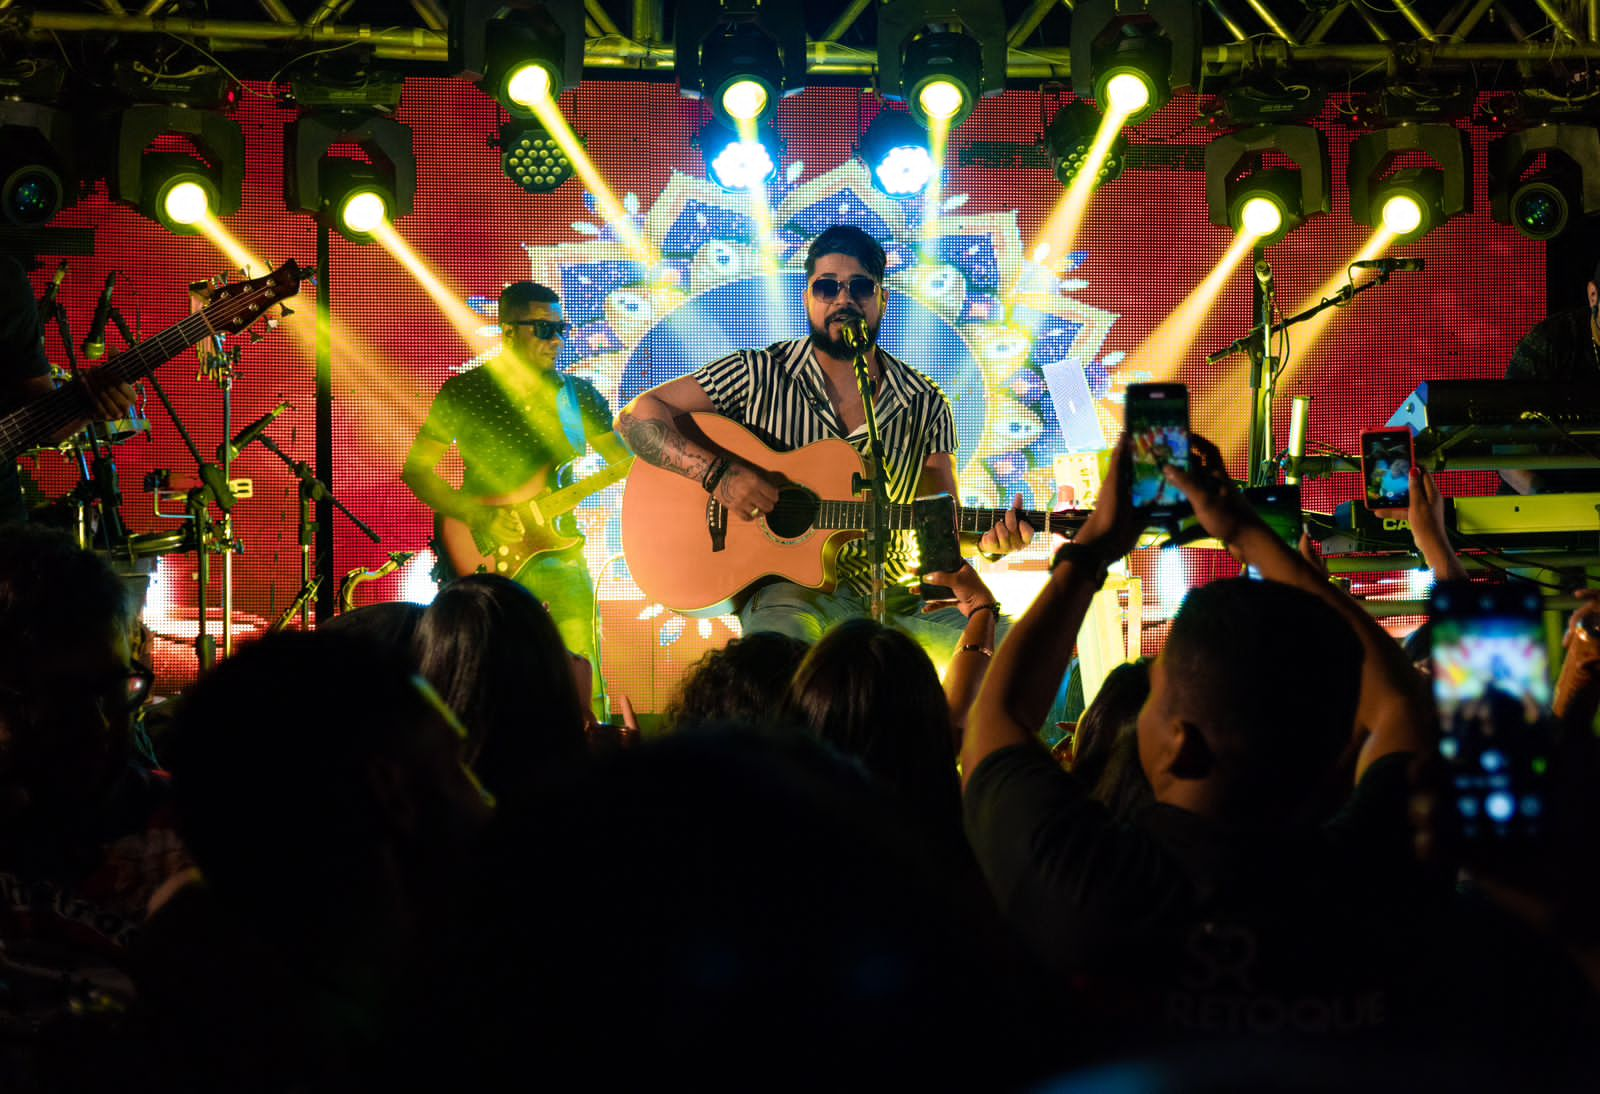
top-left (700, 456), bottom-right (730, 495)
top-left (1051, 541), bottom-right (1111, 588)
top-left (965, 602), bottom-right (1001, 622)
top-left (958, 643), bottom-right (993, 658)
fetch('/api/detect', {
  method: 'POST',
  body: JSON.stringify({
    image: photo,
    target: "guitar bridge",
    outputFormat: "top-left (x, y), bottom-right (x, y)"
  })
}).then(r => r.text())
top-left (706, 495), bottom-right (728, 553)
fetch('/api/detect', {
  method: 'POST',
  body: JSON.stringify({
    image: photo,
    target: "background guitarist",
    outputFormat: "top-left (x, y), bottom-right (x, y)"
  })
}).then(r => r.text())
top-left (615, 225), bottom-right (1034, 657)
top-left (403, 280), bottom-right (630, 714)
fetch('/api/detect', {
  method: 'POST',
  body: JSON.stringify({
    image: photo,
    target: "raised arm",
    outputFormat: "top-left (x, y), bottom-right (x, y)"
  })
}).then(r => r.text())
top-left (615, 374), bottom-right (776, 521)
top-left (961, 437), bottom-right (1141, 788)
top-left (1167, 435), bottom-right (1432, 776)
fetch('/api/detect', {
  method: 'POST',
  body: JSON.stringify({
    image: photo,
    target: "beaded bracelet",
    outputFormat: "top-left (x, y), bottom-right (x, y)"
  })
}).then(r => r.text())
top-left (965, 602), bottom-right (1001, 621)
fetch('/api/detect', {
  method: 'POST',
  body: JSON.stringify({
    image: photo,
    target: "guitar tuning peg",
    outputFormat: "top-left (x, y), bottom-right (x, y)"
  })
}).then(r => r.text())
top-left (277, 304), bottom-right (295, 318)
top-left (265, 316), bottom-right (280, 331)
top-left (248, 328), bottom-right (264, 344)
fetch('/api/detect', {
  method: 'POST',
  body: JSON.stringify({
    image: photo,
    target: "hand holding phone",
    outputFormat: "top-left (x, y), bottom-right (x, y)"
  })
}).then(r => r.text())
top-left (1125, 383), bottom-right (1190, 521)
top-left (1361, 427), bottom-right (1414, 510)
top-left (1429, 581), bottom-right (1554, 849)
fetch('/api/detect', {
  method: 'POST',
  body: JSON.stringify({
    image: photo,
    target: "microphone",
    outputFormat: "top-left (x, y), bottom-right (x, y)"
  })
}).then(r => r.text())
top-left (840, 317), bottom-right (872, 353)
top-left (1352, 258), bottom-right (1425, 273)
top-left (82, 271), bottom-right (116, 359)
top-left (1254, 259), bottom-right (1274, 298)
top-left (218, 400), bottom-right (291, 463)
top-left (36, 259), bottom-right (67, 324)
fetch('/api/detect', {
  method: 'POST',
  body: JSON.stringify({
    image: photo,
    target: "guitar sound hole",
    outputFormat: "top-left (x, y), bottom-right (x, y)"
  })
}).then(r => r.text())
top-left (766, 486), bottom-right (818, 539)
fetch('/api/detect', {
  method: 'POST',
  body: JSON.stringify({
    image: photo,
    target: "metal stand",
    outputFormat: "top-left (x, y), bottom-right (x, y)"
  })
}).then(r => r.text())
top-left (254, 431), bottom-right (381, 629)
top-left (1207, 261), bottom-right (1397, 488)
top-left (107, 306), bottom-right (236, 672)
top-left (39, 296), bottom-right (127, 550)
top-left (843, 324), bottom-right (889, 623)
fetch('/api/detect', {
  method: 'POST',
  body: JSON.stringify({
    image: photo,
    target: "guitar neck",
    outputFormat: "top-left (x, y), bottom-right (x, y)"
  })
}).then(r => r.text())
top-left (810, 499), bottom-right (1083, 537)
top-left (0, 310), bottom-right (217, 463)
top-left (537, 455), bottom-right (636, 517)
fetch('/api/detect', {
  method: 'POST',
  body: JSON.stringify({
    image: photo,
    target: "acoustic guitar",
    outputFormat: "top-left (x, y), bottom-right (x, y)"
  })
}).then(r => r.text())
top-left (434, 455), bottom-right (634, 582)
top-left (620, 413), bottom-right (1088, 617)
top-left (1, 260), bottom-right (306, 465)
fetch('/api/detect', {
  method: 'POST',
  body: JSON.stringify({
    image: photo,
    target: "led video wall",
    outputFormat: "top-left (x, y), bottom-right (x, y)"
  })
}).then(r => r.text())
top-left (22, 79), bottom-right (1546, 694)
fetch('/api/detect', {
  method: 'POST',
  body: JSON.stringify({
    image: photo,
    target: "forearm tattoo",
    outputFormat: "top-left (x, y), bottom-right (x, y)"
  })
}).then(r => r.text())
top-left (617, 411), bottom-right (711, 480)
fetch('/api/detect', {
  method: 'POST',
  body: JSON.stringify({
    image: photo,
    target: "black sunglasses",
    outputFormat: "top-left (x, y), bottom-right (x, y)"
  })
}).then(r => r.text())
top-left (503, 318), bottom-right (571, 340)
top-left (809, 276), bottom-right (879, 302)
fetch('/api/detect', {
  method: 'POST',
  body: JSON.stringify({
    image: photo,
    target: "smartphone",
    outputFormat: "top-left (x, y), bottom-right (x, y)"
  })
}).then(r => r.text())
top-left (1429, 581), bottom-right (1554, 846)
top-left (1361, 427), bottom-right (1414, 510)
top-left (913, 494), bottom-right (962, 602)
top-left (1125, 383), bottom-right (1190, 519)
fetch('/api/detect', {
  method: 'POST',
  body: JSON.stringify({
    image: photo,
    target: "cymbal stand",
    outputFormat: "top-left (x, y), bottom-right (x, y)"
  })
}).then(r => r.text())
top-left (193, 272), bottom-right (244, 659)
top-left (39, 295), bottom-right (127, 550)
top-left (252, 431), bottom-right (381, 629)
top-left (108, 306), bottom-right (237, 672)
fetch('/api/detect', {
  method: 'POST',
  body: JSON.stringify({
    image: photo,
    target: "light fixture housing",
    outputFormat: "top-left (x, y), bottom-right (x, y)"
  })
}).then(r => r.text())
top-left (501, 121), bottom-right (577, 194)
top-left (676, 0), bottom-right (805, 128)
top-left (1071, 0), bottom-right (1199, 125)
top-left (1348, 124), bottom-right (1471, 242)
top-left (698, 119), bottom-right (781, 192)
top-left (878, 1), bottom-right (1006, 131)
top-left (1489, 124), bottom-right (1600, 241)
top-left (1205, 124), bottom-right (1330, 246)
top-left (1045, 100), bottom-right (1127, 190)
top-left (451, 0), bottom-right (583, 113)
top-left (114, 106), bottom-right (243, 234)
top-left (0, 101), bottom-right (76, 228)
top-left (859, 110), bottom-right (936, 198)
top-left (286, 111), bottom-right (415, 243)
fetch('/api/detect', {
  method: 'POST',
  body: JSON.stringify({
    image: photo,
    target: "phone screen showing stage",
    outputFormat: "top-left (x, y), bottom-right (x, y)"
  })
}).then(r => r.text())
top-left (1127, 384), bottom-right (1189, 513)
top-left (1361, 428), bottom-right (1413, 509)
top-left (1430, 583), bottom-right (1553, 843)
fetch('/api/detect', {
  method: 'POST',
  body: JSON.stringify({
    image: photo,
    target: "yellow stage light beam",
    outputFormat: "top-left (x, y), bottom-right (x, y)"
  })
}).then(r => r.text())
top-left (1123, 230), bottom-right (1260, 382)
top-left (1201, 227), bottom-right (1397, 454)
top-left (920, 112), bottom-right (952, 250)
top-left (196, 214), bottom-right (266, 277)
top-left (371, 221), bottom-right (500, 351)
top-left (1023, 102), bottom-right (1134, 287)
top-left (528, 97), bottom-right (656, 263)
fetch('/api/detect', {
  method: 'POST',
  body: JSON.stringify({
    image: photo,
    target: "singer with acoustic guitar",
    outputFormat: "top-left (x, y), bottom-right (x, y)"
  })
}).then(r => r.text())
top-left (615, 225), bottom-right (1035, 659)
top-left (403, 281), bottom-right (631, 715)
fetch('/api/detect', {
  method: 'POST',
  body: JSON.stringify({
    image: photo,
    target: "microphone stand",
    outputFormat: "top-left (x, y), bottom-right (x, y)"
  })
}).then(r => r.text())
top-left (1206, 263), bottom-right (1396, 488)
top-left (844, 325), bottom-right (888, 624)
top-left (107, 306), bottom-right (237, 672)
top-left (251, 430), bottom-right (381, 629)
top-left (39, 295), bottom-right (127, 550)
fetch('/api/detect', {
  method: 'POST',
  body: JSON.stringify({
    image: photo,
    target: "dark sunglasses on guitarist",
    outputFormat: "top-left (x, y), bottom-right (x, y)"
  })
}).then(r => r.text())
top-left (503, 318), bottom-right (571, 340)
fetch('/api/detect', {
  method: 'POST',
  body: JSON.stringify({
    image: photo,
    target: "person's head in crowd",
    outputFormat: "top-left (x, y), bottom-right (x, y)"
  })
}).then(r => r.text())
top-left (0, 525), bottom-right (143, 825)
top-left (413, 574), bottom-right (587, 801)
top-left (663, 631), bottom-right (810, 731)
top-left (784, 617), bottom-right (961, 841)
top-left (1070, 659), bottom-right (1154, 818)
top-left (169, 631), bottom-right (490, 959)
top-left (447, 729), bottom-right (1053, 1090)
top-left (1140, 578), bottom-right (1363, 826)
top-left (320, 600), bottom-right (426, 653)
top-left (1070, 658), bottom-right (1151, 788)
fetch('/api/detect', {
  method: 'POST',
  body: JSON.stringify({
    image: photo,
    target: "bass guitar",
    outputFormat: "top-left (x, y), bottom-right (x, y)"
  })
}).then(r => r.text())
top-left (1, 260), bottom-right (306, 465)
top-left (620, 413), bottom-right (1087, 617)
top-left (434, 455), bottom-right (635, 581)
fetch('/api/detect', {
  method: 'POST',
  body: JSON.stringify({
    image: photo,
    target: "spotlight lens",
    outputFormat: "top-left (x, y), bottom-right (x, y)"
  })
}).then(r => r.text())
top-left (874, 144), bottom-right (935, 197)
top-left (917, 80), bottom-right (965, 122)
top-left (163, 181), bottom-right (210, 225)
top-left (1513, 184), bottom-right (1568, 240)
top-left (1381, 193), bottom-right (1424, 235)
top-left (1104, 72), bottom-right (1152, 117)
top-left (506, 64), bottom-right (553, 109)
top-left (721, 79), bottom-right (769, 122)
top-left (4, 169), bottom-right (61, 226)
top-left (1240, 196), bottom-right (1285, 237)
top-left (341, 191), bottom-right (388, 234)
top-left (709, 139), bottom-right (775, 191)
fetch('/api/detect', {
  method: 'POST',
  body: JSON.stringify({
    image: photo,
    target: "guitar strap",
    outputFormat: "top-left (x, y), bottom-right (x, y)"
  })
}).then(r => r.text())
top-left (555, 373), bottom-right (588, 461)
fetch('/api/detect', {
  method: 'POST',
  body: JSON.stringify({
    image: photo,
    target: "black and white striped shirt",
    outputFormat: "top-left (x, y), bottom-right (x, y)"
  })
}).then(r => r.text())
top-left (693, 337), bottom-right (958, 595)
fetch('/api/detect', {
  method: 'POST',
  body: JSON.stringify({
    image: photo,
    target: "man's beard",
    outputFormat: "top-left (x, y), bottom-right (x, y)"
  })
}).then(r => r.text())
top-left (810, 309), bottom-right (877, 357)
